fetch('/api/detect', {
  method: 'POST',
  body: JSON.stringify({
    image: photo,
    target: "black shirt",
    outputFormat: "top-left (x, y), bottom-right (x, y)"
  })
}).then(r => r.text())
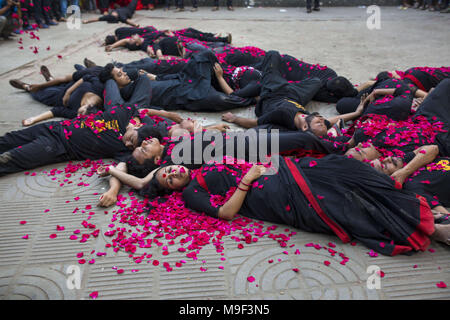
top-left (60, 105), bottom-right (139, 161)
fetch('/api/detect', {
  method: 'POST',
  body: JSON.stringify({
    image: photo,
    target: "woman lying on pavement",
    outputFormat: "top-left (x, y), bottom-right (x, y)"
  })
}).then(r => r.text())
top-left (97, 153), bottom-right (450, 253)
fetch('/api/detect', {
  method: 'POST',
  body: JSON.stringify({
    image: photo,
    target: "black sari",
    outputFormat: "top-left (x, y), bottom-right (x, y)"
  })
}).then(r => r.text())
top-left (182, 155), bottom-right (435, 256)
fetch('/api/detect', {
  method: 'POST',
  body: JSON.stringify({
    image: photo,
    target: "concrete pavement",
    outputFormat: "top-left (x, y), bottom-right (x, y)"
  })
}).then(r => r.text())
top-left (0, 7), bottom-right (449, 301)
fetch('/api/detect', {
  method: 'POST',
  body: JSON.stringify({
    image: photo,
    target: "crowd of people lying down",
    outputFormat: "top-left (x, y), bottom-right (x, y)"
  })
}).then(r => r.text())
top-left (3, 24), bottom-right (450, 257)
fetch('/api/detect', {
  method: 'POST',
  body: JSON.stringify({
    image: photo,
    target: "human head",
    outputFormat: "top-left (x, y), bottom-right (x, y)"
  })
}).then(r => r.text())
top-left (125, 34), bottom-right (143, 51)
top-left (104, 35), bottom-right (117, 45)
top-left (345, 142), bottom-right (381, 162)
top-left (369, 156), bottom-right (404, 175)
top-left (326, 76), bottom-right (358, 99)
top-left (138, 165), bottom-right (191, 198)
top-left (168, 119), bottom-right (196, 137)
top-left (131, 138), bottom-right (164, 166)
top-left (122, 124), bottom-right (163, 150)
top-left (336, 97), bottom-right (361, 114)
top-left (304, 112), bottom-right (328, 137)
top-left (99, 64), bottom-right (131, 87)
top-left (77, 93), bottom-right (103, 115)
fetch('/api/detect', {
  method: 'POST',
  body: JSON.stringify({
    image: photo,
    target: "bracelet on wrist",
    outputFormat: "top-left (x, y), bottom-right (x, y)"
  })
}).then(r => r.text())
top-left (240, 180), bottom-right (251, 187)
top-left (237, 186), bottom-right (249, 192)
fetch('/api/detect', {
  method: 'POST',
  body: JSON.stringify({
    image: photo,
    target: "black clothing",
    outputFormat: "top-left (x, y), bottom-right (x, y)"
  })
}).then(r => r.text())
top-left (255, 51), bottom-right (323, 130)
top-left (182, 155), bottom-right (434, 256)
top-left (401, 67), bottom-right (450, 92)
top-left (337, 78), bottom-right (415, 120)
top-left (121, 58), bottom-right (186, 76)
top-left (152, 36), bottom-right (180, 57)
top-left (414, 78), bottom-right (450, 156)
top-left (403, 154), bottom-right (450, 207)
top-left (30, 69), bottom-right (104, 119)
top-left (0, 106), bottom-right (139, 176)
top-left (98, 0), bottom-right (137, 23)
top-left (103, 74), bottom-right (152, 111)
top-left (148, 50), bottom-right (255, 111)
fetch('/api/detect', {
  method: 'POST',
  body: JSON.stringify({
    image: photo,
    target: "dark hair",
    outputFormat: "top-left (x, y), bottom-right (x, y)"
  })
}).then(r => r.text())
top-left (305, 112), bottom-right (321, 129)
top-left (326, 76), bottom-right (358, 98)
top-left (375, 71), bottom-right (391, 82)
top-left (85, 105), bottom-right (103, 115)
top-left (125, 41), bottom-right (142, 51)
top-left (105, 35), bottom-right (116, 45)
top-left (99, 63), bottom-right (115, 83)
top-left (138, 167), bottom-right (173, 199)
top-left (136, 125), bottom-right (163, 146)
top-left (336, 97), bottom-right (361, 114)
top-left (126, 155), bottom-right (160, 178)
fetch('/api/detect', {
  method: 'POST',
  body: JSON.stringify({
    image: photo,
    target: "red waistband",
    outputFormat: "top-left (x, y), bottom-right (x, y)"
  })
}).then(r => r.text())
top-left (403, 74), bottom-right (426, 92)
top-left (284, 157), bottom-right (351, 243)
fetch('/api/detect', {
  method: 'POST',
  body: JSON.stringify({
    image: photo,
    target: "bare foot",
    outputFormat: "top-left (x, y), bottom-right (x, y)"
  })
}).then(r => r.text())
top-left (222, 112), bottom-right (237, 123)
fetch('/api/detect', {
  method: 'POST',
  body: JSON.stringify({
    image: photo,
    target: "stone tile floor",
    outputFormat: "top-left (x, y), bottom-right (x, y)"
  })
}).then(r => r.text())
top-left (0, 7), bottom-right (449, 300)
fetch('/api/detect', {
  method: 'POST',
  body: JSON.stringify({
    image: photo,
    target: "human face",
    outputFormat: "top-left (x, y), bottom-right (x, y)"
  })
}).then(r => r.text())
top-left (370, 156), bottom-right (403, 175)
top-left (122, 127), bottom-right (139, 150)
top-left (156, 165), bottom-right (190, 191)
top-left (345, 142), bottom-right (380, 162)
top-left (294, 113), bottom-right (308, 131)
top-left (130, 34), bottom-right (143, 46)
top-left (111, 67), bottom-right (131, 88)
top-left (307, 115), bottom-right (328, 137)
top-left (132, 138), bottom-right (163, 165)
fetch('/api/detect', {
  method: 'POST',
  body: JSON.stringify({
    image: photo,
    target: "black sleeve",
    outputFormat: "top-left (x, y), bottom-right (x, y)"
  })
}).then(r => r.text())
top-left (394, 83), bottom-right (417, 97)
top-left (182, 184), bottom-right (220, 218)
top-left (231, 82), bottom-right (262, 98)
top-left (50, 106), bottom-right (78, 119)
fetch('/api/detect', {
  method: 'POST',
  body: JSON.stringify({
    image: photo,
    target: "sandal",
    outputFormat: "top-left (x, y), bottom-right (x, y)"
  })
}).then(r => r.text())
top-left (9, 79), bottom-right (31, 91)
top-left (40, 65), bottom-right (53, 81)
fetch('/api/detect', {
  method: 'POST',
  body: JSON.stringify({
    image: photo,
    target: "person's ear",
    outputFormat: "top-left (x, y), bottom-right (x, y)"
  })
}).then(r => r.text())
top-left (153, 155), bottom-right (161, 165)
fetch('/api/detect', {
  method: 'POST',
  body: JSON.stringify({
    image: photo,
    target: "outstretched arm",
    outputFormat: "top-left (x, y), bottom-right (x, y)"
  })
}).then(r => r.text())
top-left (98, 164), bottom-right (159, 190)
top-left (138, 108), bottom-right (183, 124)
top-left (105, 38), bottom-right (129, 52)
top-left (97, 162), bottom-right (127, 207)
top-left (125, 19), bottom-right (139, 27)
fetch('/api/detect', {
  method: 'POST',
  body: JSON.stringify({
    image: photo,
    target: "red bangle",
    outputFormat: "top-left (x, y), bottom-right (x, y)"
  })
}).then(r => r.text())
top-left (238, 186), bottom-right (249, 192)
top-left (240, 180), bottom-right (251, 187)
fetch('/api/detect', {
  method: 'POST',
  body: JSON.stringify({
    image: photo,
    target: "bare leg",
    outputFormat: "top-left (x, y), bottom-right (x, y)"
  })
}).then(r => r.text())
top-left (22, 111), bottom-right (55, 127)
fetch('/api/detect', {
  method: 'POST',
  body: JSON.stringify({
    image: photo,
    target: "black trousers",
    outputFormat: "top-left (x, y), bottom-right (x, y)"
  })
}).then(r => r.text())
top-left (306, 0), bottom-right (320, 9)
top-left (103, 75), bottom-right (152, 110)
top-left (178, 0), bottom-right (198, 8)
top-left (0, 122), bottom-right (72, 176)
top-left (182, 90), bottom-right (255, 112)
top-left (213, 0), bottom-right (232, 6)
top-left (256, 50), bottom-right (322, 117)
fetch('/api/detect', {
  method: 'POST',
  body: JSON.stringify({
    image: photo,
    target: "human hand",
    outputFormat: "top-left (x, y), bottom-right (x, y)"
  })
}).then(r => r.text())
top-left (97, 190), bottom-right (117, 207)
top-left (243, 165), bottom-right (267, 184)
top-left (213, 62), bottom-right (223, 77)
top-left (390, 168), bottom-right (408, 185)
top-left (96, 165), bottom-right (111, 177)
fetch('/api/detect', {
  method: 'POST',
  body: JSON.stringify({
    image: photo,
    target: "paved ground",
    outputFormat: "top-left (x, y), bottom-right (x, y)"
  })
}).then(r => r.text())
top-left (0, 7), bottom-right (449, 301)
